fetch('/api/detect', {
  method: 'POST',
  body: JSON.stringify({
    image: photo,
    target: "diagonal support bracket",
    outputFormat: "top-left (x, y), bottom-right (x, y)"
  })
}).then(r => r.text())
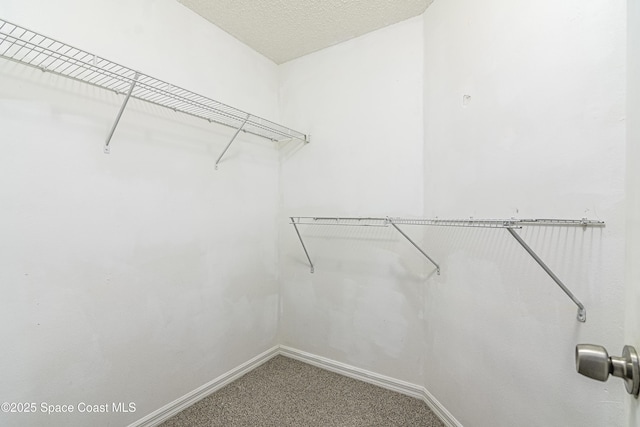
top-left (291, 217), bottom-right (314, 273)
top-left (104, 72), bottom-right (139, 154)
top-left (388, 218), bottom-right (440, 275)
top-left (506, 227), bottom-right (587, 322)
top-left (215, 115), bottom-right (250, 170)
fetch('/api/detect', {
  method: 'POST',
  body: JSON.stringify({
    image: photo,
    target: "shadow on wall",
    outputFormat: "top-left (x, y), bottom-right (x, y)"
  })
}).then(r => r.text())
top-left (285, 219), bottom-right (603, 319)
top-left (421, 222), bottom-right (603, 324)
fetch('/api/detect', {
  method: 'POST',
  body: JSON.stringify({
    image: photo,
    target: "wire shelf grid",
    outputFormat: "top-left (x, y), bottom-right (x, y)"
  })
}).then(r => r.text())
top-left (290, 216), bottom-right (605, 229)
top-left (291, 217), bottom-right (390, 227)
top-left (289, 215), bottom-right (605, 322)
top-left (0, 19), bottom-right (308, 143)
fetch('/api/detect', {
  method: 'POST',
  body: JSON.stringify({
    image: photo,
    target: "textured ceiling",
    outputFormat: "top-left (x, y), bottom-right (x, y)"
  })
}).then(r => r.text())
top-left (177, 0), bottom-right (433, 64)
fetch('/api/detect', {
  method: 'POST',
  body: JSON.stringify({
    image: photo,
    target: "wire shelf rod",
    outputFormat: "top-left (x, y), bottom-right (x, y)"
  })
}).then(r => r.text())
top-left (288, 215), bottom-right (603, 322)
top-left (390, 217), bottom-right (605, 228)
top-left (289, 223), bottom-right (390, 228)
top-left (290, 216), bottom-right (605, 229)
top-left (0, 18), bottom-right (309, 153)
top-left (0, 30), bottom-right (285, 131)
top-left (290, 217), bottom-right (389, 225)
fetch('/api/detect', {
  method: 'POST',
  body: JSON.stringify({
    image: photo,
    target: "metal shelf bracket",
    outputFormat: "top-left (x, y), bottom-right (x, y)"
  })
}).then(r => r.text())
top-left (506, 227), bottom-right (587, 322)
top-left (387, 218), bottom-right (440, 275)
top-left (104, 72), bottom-right (139, 154)
top-left (215, 115), bottom-right (250, 170)
top-left (290, 217), bottom-right (314, 273)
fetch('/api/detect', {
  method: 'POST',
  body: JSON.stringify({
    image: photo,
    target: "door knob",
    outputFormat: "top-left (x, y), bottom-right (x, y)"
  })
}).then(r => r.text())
top-left (575, 344), bottom-right (639, 397)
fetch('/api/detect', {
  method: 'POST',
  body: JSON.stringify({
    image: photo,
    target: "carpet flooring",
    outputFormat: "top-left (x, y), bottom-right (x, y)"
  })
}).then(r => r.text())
top-left (159, 355), bottom-right (445, 427)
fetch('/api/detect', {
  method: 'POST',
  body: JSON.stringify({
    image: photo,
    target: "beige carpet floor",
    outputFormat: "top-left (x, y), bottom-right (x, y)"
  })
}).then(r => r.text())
top-left (159, 355), bottom-right (445, 427)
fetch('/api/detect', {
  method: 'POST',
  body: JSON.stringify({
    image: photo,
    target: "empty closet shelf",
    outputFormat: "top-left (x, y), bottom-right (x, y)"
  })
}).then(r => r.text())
top-left (0, 18), bottom-right (309, 158)
top-left (289, 216), bottom-right (605, 322)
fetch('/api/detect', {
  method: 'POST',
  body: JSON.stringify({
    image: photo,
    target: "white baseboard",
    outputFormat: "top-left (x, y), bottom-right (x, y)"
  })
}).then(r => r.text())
top-left (278, 345), bottom-right (424, 398)
top-left (279, 345), bottom-right (462, 427)
top-left (420, 383), bottom-right (463, 427)
top-left (129, 344), bottom-right (462, 427)
top-left (127, 345), bottom-right (280, 427)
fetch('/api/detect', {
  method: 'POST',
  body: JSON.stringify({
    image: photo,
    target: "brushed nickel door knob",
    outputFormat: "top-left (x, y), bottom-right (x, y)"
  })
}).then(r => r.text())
top-left (576, 344), bottom-right (639, 397)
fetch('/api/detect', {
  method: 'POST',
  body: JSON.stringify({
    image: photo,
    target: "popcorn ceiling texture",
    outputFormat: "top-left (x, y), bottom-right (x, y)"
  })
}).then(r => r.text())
top-left (177, 0), bottom-right (433, 64)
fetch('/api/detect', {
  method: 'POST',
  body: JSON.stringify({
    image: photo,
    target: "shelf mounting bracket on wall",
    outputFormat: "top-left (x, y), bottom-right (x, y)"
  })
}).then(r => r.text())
top-left (215, 115), bottom-right (250, 170)
top-left (290, 217), bottom-right (314, 273)
top-left (505, 227), bottom-right (587, 322)
top-left (387, 217), bottom-right (440, 275)
top-left (104, 72), bottom-right (139, 154)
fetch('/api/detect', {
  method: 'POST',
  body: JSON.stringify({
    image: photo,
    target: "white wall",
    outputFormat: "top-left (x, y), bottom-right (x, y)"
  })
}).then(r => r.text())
top-left (0, 1), bottom-right (281, 426)
top-left (1, 1), bottom-right (632, 426)
top-left (278, 17), bottom-right (426, 384)
top-left (422, 1), bottom-right (626, 426)
top-left (626, 0), bottom-right (640, 424)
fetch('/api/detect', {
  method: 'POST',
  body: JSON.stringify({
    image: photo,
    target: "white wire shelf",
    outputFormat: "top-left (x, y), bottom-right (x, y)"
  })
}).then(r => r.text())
top-left (291, 217), bottom-right (390, 227)
top-left (0, 18), bottom-right (309, 159)
top-left (289, 216), bottom-right (605, 322)
top-left (290, 216), bottom-right (605, 229)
